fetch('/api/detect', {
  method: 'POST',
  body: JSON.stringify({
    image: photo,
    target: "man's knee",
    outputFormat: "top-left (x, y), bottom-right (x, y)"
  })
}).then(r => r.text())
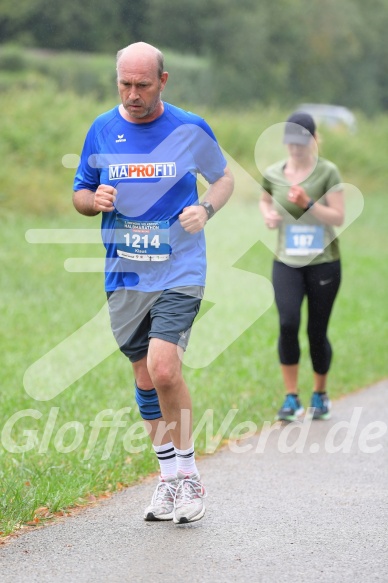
top-left (147, 339), bottom-right (182, 390)
top-left (132, 357), bottom-right (153, 390)
top-left (149, 363), bottom-right (180, 391)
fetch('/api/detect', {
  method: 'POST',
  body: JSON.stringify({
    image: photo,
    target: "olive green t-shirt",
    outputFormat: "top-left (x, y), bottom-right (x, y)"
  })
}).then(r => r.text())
top-left (262, 157), bottom-right (342, 266)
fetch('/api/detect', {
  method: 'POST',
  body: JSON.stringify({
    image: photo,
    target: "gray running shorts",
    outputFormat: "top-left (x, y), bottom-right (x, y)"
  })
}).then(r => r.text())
top-left (107, 285), bottom-right (204, 363)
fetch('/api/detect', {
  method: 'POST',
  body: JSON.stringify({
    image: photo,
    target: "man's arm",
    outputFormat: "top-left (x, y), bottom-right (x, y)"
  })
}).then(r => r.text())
top-left (179, 166), bottom-right (234, 234)
top-left (73, 185), bottom-right (117, 216)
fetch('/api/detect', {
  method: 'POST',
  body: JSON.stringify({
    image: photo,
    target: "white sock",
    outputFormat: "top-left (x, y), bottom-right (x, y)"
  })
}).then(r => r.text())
top-left (175, 445), bottom-right (198, 476)
top-left (153, 442), bottom-right (177, 479)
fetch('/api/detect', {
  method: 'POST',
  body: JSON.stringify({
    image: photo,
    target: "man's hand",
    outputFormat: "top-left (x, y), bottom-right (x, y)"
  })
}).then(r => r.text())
top-left (94, 185), bottom-right (117, 213)
top-left (73, 185), bottom-right (117, 217)
top-left (179, 205), bottom-right (208, 234)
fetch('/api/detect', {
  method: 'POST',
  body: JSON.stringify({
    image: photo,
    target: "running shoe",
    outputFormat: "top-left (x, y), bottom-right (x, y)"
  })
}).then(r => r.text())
top-left (276, 394), bottom-right (304, 421)
top-left (173, 471), bottom-right (207, 524)
top-left (310, 392), bottom-right (331, 420)
top-left (144, 475), bottom-right (178, 521)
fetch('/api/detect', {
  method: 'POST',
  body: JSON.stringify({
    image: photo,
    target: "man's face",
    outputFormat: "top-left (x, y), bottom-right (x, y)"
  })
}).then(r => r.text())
top-left (117, 57), bottom-right (168, 123)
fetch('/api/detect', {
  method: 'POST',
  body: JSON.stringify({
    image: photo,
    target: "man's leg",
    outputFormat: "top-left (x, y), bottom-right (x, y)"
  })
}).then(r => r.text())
top-left (146, 337), bottom-right (206, 524)
top-left (147, 337), bottom-right (193, 451)
top-left (132, 354), bottom-right (177, 448)
top-left (117, 287), bottom-right (205, 522)
top-left (132, 354), bottom-right (180, 521)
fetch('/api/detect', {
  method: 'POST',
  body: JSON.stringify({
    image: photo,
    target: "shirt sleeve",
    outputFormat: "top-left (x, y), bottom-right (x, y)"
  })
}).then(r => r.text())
top-left (73, 124), bottom-right (101, 192)
top-left (261, 175), bottom-right (273, 195)
top-left (325, 163), bottom-right (342, 194)
top-left (189, 120), bottom-right (227, 184)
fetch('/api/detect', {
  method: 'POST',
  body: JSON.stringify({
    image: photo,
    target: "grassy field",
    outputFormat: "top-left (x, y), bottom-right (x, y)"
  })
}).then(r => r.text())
top-left (0, 84), bottom-right (387, 536)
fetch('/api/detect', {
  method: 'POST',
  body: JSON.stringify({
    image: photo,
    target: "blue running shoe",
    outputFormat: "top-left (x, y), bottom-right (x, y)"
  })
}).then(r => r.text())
top-left (311, 392), bottom-right (331, 420)
top-left (276, 394), bottom-right (304, 421)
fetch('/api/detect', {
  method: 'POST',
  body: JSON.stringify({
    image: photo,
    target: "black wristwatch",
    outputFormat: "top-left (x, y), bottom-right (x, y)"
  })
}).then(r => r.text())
top-left (199, 201), bottom-right (215, 219)
top-left (304, 199), bottom-right (315, 212)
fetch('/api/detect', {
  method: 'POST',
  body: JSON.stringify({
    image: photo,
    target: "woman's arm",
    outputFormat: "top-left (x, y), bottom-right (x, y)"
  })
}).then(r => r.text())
top-left (259, 190), bottom-right (283, 229)
top-left (288, 185), bottom-right (344, 226)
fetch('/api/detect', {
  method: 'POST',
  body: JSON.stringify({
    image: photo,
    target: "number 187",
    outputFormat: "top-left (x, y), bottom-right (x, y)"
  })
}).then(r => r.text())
top-left (293, 234), bottom-right (314, 248)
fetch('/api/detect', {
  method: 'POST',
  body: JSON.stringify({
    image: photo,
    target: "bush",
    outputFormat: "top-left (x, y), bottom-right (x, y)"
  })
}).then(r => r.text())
top-left (0, 45), bottom-right (213, 104)
top-left (0, 44), bottom-right (28, 71)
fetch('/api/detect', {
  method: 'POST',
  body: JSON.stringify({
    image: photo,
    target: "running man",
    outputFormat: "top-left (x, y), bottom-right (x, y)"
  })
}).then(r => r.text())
top-left (73, 42), bottom-right (234, 523)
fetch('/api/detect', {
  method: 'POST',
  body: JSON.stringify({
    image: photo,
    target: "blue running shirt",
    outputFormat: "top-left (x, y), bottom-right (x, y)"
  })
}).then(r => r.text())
top-left (74, 103), bottom-right (227, 291)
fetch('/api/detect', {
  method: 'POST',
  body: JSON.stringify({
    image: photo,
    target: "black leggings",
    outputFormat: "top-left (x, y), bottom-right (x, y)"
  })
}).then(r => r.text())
top-left (272, 260), bottom-right (341, 375)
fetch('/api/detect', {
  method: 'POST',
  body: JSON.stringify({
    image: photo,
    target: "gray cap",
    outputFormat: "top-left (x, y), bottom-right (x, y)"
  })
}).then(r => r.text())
top-left (283, 112), bottom-right (316, 145)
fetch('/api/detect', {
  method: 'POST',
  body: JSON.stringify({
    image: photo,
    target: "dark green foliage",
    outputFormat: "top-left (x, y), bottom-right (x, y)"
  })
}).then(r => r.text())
top-left (1, 0), bottom-right (388, 112)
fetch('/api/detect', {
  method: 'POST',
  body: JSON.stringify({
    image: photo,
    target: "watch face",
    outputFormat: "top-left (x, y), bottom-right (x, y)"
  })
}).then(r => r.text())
top-left (202, 202), bottom-right (214, 218)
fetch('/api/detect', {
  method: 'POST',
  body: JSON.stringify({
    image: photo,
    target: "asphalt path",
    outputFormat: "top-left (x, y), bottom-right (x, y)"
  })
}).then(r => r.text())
top-left (1, 380), bottom-right (387, 583)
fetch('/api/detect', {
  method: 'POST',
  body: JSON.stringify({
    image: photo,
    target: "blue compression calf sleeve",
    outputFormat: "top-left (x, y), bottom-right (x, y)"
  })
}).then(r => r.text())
top-left (135, 384), bottom-right (162, 420)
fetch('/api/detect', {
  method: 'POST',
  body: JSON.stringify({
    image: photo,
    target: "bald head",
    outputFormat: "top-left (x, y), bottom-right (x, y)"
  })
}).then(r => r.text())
top-left (116, 42), bottom-right (164, 78)
top-left (116, 42), bottom-right (168, 123)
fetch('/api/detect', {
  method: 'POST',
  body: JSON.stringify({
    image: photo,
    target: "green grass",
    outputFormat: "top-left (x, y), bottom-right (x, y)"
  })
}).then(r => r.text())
top-left (0, 83), bottom-right (387, 535)
top-left (1, 193), bottom-right (387, 536)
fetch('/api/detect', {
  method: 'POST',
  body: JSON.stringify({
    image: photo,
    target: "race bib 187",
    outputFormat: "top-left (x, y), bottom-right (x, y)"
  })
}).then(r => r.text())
top-left (285, 224), bottom-right (324, 256)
